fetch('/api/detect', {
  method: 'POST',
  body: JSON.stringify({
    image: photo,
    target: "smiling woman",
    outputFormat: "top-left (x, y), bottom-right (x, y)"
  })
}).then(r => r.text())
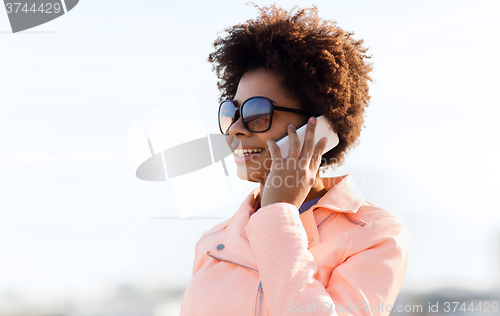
top-left (224, 69), bottom-right (314, 185)
top-left (180, 4), bottom-right (410, 316)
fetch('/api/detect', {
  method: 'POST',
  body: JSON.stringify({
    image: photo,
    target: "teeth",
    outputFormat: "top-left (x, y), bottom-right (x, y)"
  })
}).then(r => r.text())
top-left (234, 148), bottom-right (263, 156)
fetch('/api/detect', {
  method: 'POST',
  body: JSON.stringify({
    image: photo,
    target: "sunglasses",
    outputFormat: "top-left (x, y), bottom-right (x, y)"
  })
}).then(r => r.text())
top-left (218, 96), bottom-right (317, 135)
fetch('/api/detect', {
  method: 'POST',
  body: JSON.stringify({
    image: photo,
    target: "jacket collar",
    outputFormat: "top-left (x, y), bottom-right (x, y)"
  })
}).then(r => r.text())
top-left (244, 174), bottom-right (365, 214)
top-left (313, 174), bottom-right (365, 214)
top-left (245, 174), bottom-right (365, 248)
top-left (300, 174), bottom-right (365, 247)
top-left (212, 174), bottom-right (365, 265)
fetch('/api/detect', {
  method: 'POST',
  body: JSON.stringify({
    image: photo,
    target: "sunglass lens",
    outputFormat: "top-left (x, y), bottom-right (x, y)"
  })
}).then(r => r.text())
top-left (242, 98), bottom-right (272, 132)
top-left (219, 101), bottom-right (235, 134)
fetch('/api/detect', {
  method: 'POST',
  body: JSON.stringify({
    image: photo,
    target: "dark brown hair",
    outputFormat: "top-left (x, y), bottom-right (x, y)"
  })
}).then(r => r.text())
top-left (208, 4), bottom-right (373, 168)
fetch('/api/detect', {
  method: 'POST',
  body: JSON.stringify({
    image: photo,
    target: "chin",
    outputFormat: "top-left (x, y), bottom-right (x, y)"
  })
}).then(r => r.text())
top-left (236, 165), bottom-right (263, 183)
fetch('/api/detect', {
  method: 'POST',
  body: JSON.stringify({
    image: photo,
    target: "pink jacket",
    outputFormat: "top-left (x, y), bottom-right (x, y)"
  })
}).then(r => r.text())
top-left (180, 174), bottom-right (410, 316)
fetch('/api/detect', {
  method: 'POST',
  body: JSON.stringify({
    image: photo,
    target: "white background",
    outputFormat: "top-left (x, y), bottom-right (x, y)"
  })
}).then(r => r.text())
top-left (0, 0), bottom-right (499, 306)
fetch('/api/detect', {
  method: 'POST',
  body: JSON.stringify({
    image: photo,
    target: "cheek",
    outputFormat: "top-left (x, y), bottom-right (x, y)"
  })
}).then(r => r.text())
top-left (263, 124), bottom-right (289, 144)
top-left (225, 135), bottom-right (233, 148)
top-left (259, 149), bottom-right (272, 171)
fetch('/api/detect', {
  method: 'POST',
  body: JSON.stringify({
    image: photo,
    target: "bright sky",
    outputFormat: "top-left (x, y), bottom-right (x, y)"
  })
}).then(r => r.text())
top-left (0, 0), bottom-right (499, 303)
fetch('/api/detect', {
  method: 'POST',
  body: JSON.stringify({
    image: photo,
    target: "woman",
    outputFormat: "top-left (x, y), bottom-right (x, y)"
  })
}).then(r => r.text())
top-left (180, 4), bottom-right (409, 316)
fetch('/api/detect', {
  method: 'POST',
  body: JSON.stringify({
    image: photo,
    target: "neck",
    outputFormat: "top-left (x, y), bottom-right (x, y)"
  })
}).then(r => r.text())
top-left (304, 176), bottom-right (328, 202)
top-left (258, 175), bottom-right (327, 207)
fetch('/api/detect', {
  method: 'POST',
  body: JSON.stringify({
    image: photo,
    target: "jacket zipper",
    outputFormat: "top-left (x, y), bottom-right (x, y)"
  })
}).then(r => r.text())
top-left (341, 212), bottom-right (366, 227)
top-left (206, 251), bottom-right (259, 274)
top-left (206, 251), bottom-right (263, 315)
top-left (317, 213), bottom-right (336, 231)
top-left (257, 281), bottom-right (263, 316)
top-left (317, 212), bottom-right (366, 232)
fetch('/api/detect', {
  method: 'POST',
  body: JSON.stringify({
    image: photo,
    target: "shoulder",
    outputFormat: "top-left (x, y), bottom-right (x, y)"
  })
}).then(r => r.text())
top-left (346, 202), bottom-right (411, 253)
top-left (197, 217), bottom-right (232, 243)
top-left (355, 203), bottom-right (410, 233)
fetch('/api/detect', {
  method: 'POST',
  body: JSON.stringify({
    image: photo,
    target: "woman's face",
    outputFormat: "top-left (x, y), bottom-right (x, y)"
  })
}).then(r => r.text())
top-left (225, 68), bottom-right (309, 184)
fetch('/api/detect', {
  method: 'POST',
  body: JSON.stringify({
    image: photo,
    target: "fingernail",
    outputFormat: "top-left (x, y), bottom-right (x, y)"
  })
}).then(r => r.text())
top-left (309, 117), bottom-right (317, 125)
top-left (322, 137), bottom-right (328, 144)
top-left (288, 123), bottom-right (295, 129)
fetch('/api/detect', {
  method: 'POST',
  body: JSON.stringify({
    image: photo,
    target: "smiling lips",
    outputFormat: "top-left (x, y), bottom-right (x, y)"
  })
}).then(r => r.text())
top-left (233, 148), bottom-right (264, 163)
top-left (234, 148), bottom-right (264, 156)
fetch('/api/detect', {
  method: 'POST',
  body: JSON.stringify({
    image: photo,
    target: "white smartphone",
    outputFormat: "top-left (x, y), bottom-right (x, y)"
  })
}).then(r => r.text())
top-left (276, 115), bottom-right (339, 158)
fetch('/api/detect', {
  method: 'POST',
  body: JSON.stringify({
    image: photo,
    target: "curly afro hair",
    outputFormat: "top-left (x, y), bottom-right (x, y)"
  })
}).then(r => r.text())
top-left (208, 4), bottom-right (373, 169)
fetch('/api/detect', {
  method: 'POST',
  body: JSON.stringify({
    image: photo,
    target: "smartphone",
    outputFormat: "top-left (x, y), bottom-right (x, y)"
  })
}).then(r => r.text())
top-left (276, 115), bottom-right (339, 158)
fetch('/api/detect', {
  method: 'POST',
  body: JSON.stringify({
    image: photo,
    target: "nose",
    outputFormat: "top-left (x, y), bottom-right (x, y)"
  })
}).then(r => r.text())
top-left (228, 111), bottom-right (251, 137)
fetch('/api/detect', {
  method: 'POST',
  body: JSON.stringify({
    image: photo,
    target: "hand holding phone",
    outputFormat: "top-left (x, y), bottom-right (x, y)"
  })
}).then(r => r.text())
top-left (276, 116), bottom-right (339, 158)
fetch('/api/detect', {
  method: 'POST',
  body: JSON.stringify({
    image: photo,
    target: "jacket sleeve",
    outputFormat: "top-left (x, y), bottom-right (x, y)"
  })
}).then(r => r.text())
top-left (244, 202), bottom-right (410, 316)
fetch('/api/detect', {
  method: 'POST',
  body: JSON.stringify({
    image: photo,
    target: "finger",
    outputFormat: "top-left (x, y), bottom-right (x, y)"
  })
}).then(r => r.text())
top-left (287, 123), bottom-right (301, 159)
top-left (300, 117), bottom-right (317, 161)
top-left (266, 138), bottom-right (282, 163)
top-left (310, 137), bottom-right (328, 171)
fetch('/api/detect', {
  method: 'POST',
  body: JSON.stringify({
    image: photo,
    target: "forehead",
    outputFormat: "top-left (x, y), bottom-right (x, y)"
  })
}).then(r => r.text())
top-left (234, 69), bottom-right (300, 109)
